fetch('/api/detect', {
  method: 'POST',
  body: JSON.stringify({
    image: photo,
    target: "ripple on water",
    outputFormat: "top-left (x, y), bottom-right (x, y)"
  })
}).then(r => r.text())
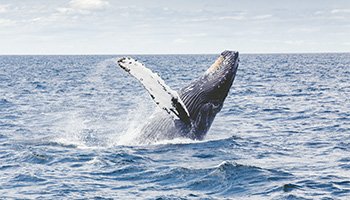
top-left (10, 174), bottom-right (47, 185)
top-left (160, 161), bottom-right (293, 196)
top-left (0, 54), bottom-right (350, 199)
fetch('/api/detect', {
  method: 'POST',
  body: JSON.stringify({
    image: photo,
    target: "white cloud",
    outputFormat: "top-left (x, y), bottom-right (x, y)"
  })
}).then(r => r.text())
top-left (0, 4), bottom-right (9, 13)
top-left (217, 15), bottom-right (245, 20)
top-left (287, 27), bottom-right (320, 33)
top-left (186, 33), bottom-right (207, 37)
top-left (0, 18), bottom-right (15, 26)
top-left (331, 9), bottom-right (350, 14)
top-left (69, 0), bottom-right (109, 11)
top-left (56, 0), bottom-right (109, 15)
top-left (173, 38), bottom-right (187, 44)
top-left (2, 0), bottom-right (350, 54)
top-left (284, 40), bottom-right (304, 45)
top-left (186, 15), bottom-right (245, 22)
top-left (314, 10), bottom-right (325, 15)
top-left (252, 14), bottom-right (272, 20)
top-left (186, 17), bottom-right (210, 22)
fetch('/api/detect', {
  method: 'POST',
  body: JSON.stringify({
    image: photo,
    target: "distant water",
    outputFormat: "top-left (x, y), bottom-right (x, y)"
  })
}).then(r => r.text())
top-left (1, 54), bottom-right (349, 199)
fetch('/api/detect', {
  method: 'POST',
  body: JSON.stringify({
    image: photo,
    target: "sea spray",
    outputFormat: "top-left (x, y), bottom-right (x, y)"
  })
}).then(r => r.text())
top-left (52, 58), bottom-right (153, 147)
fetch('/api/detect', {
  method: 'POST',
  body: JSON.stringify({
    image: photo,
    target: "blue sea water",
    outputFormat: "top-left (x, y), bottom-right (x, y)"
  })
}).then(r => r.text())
top-left (0, 53), bottom-right (349, 199)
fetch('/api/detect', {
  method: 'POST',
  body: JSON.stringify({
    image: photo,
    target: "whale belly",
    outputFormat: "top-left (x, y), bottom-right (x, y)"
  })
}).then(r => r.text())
top-left (137, 112), bottom-right (191, 144)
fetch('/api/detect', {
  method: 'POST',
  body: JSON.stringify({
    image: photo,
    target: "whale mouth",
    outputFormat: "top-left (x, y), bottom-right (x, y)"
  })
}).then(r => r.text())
top-left (203, 51), bottom-right (239, 97)
top-left (206, 55), bottom-right (225, 74)
top-left (206, 51), bottom-right (239, 75)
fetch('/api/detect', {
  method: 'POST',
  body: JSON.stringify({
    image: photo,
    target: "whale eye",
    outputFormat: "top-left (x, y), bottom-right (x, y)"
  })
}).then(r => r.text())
top-left (211, 102), bottom-right (222, 111)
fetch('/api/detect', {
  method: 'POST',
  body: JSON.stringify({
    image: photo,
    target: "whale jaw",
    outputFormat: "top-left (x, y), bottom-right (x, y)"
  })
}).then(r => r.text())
top-left (180, 51), bottom-right (239, 139)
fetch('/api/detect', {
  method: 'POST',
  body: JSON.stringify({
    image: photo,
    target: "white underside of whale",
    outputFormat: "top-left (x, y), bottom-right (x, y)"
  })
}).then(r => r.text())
top-left (117, 57), bottom-right (190, 122)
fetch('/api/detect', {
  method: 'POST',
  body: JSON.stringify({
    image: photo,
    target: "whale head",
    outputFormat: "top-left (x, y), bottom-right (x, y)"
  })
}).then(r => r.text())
top-left (180, 50), bottom-right (239, 139)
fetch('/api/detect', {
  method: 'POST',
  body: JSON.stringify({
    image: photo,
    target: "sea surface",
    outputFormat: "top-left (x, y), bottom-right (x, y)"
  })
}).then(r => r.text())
top-left (0, 53), bottom-right (349, 199)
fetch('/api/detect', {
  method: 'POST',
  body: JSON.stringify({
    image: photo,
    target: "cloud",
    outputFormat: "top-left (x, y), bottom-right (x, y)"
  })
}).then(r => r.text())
top-left (186, 33), bottom-right (207, 37)
top-left (69, 0), bottom-right (109, 10)
top-left (0, 4), bottom-right (9, 13)
top-left (186, 17), bottom-right (210, 22)
top-left (57, 0), bottom-right (109, 15)
top-left (252, 14), bottom-right (272, 20)
top-left (217, 15), bottom-right (245, 20)
top-left (284, 40), bottom-right (304, 45)
top-left (173, 38), bottom-right (187, 44)
top-left (331, 9), bottom-right (350, 14)
top-left (314, 10), bottom-right (325, 15)
top-left (0, 18), bottom-right (15, 26)
top-left (186, 15), bottom-right (246, 22)
top-left (287, 27), bottom-right (320, 33)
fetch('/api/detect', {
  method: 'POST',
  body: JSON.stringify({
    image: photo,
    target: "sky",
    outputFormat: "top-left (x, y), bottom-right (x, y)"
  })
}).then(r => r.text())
top-left (0, 0), bottom-right (350, 54)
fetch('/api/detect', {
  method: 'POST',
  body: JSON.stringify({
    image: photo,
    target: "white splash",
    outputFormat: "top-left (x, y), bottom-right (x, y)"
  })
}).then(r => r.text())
top-left (50, 58), bottom-right (206, 148)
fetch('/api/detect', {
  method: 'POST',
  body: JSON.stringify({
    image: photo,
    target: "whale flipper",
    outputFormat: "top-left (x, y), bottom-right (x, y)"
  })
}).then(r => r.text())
top-left (117, 57), bottom-right (191, 124)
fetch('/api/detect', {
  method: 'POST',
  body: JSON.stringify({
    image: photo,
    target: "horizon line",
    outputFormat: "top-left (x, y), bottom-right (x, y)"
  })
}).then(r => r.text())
top-left (0, 51), bottom-right (349, 56)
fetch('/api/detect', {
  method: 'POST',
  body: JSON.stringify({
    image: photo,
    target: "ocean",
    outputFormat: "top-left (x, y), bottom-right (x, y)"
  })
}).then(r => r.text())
top-left (0, 53), bottom-right (349, 199)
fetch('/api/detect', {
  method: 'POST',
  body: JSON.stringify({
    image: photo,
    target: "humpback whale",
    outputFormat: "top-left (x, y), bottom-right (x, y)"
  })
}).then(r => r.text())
top-left (117, 50), bottom-right (239, 144)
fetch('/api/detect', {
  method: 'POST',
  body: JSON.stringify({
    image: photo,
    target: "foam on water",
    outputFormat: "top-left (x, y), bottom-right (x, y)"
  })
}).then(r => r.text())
top-left (49, 58), bottom-right (155, 148)
top-left (113, 98), bottom-right (153, 146)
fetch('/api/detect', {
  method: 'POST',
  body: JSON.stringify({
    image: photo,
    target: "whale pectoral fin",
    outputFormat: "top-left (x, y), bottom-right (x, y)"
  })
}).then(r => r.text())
top-left (117, 57), bottom-right (191, 124)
